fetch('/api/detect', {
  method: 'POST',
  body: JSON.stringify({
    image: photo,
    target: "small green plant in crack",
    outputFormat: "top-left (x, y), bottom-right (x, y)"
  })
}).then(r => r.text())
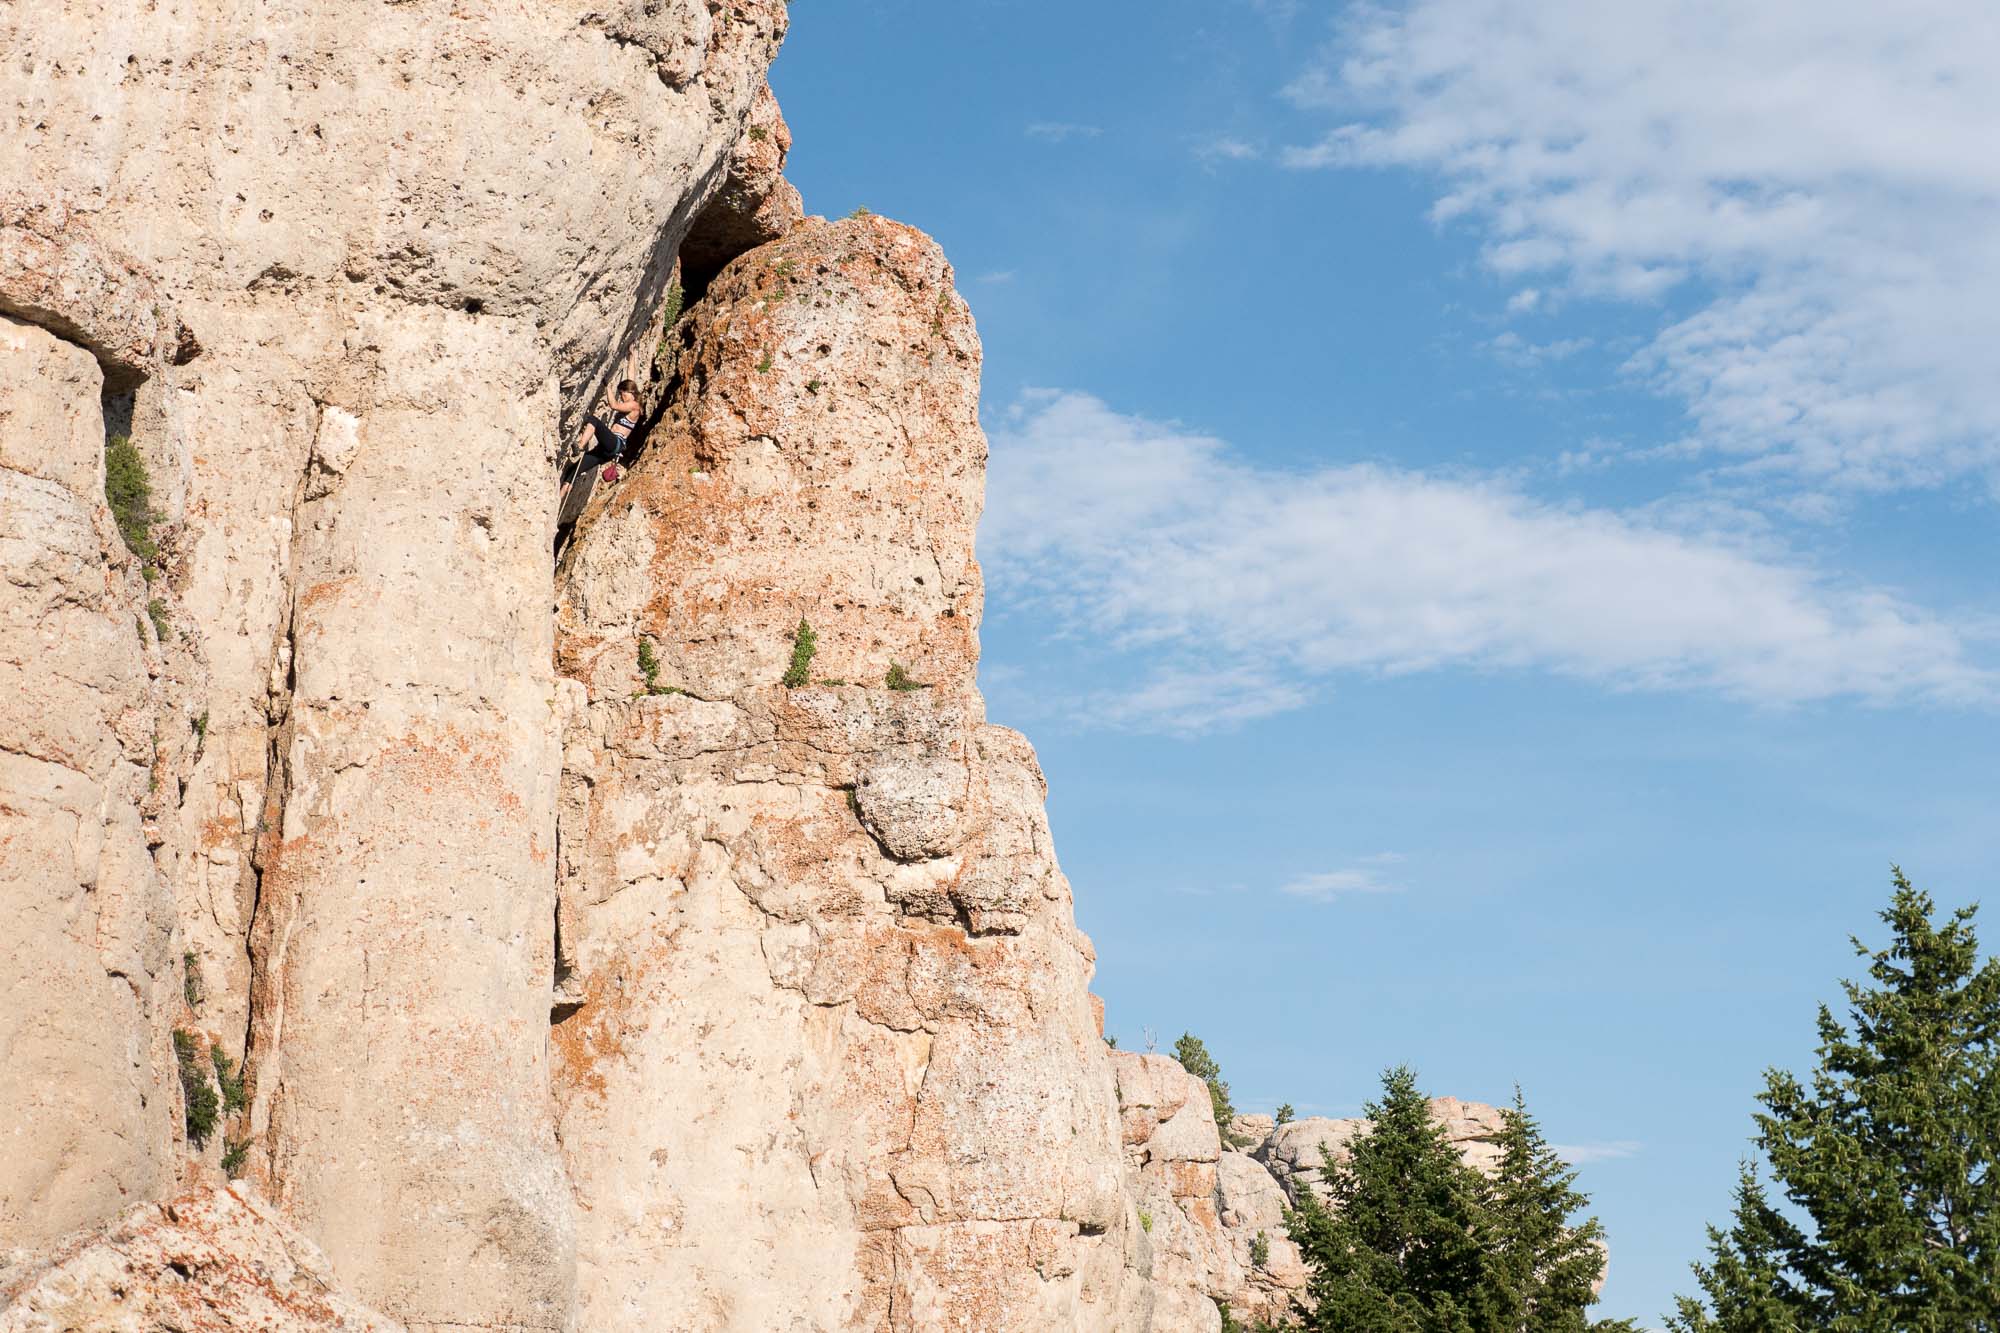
top-left (221, 1136), bottom-right (251, 1179)
top-left (755, 348), bottom-right (773, 374)
top-left (748, 124), bottom-right (768, 142)
top-left (759, 259), bottom-right (796, 309)
top-left (211, 1046), bottom-right (248, 1116)
top-left (884, 662), bottom-right (928, 692)
top-left (1275, 1102), bottom-right (1294, 1125)
top-left (183, 952), bottom-right (203, 1009)
top-left (847, 205), bottom-right (873, 219)
top-left (104, 434), bottom-right (158, 564)
top-left (654, 281), bottom-right (686, 364)
top-left (781, 619), bottom-right (817, 688)
top-left (173, 1029), bottom-right (219, 1146)
top-left (1249, 1230), bottom-right (1270, 1269)
top-left (931, 293), bottom-right (951, 337)
top-left (1138, 1207), bottom-right (1152, 1234)
top-left (147, 598), bottom-right (171, 641)
top-left (636, 637), bottom-right (681, 697)
top-left (806, 378), bottom-right (823, 394)
top-left (192, 711), bottom-right (208, 741)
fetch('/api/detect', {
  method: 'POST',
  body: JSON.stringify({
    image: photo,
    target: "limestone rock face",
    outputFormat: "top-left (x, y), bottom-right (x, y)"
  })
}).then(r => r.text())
top-left (681, 81), bottom-right (806, 294)
top-left (2, 1), bottom-right (789, 1327)
top-left (1256, 1116), bottom-right (1371, 1206)
top-left (551, 216), bottom-right (1137, 1329)
top-left (1214, 1151), bottom-right (1308, 1326)
top-left (1110, 1053), bottom-right (1237, 1333)
top-left (0, 312), bottom-right (184, 1254)
top-left (1228, 1113), bottom-right (1276, 1155)
top-left (0, 1186), bottom-right (400, 1333)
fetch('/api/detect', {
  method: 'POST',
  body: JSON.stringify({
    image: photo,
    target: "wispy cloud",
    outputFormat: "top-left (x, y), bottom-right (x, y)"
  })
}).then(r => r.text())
top-left (976, 269), bottom-right (1017, 285)
top-left (1026, 121), bottom-right (1103, 143)
top-left (1277, 0), bottom-right (2000, 498)
top-left (1194, 135), bottom-right (1262, 164)
top-left (1553, 1140), bottom-right (1642, 1165)
top-left (980, 389), bottom-right (1995, 733)
top-left (1487, 331), bottom-right (1592, 369)
top-left (1082, 665), bottom-right (1305, 736)
top-left (1280, 864), bottom-right (1405, 901)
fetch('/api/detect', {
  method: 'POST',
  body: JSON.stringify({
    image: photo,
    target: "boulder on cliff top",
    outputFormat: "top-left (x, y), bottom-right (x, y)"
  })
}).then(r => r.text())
top-left (1259, 1098), bottom-right (1509, 1204)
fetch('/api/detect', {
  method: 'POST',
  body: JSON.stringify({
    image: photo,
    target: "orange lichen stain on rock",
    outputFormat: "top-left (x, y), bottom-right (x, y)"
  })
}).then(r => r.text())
top-left (366, 727), bottom-right (527, 817)
top-left (197, 812), bottom-right (239, 854)
top-left (551, 946), bottom-right (663, 1102)
top-left (757, 808), bottom-right (878, 919)
top-left (295, 575), bottom-right (355, 614)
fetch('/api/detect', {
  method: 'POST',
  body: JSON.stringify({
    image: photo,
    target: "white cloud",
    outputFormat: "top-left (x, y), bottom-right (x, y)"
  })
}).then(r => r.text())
top-left (1281, 867), bottom-right (1404, 901)
top-left (1487, 331), bottom-right (1592, 368)
top-left (1278, 0), bottom-right (2000, 495)
top-left (1087, 665), bottom-right (1307, 736)
top-left (980, 390), bottom-right (1994, 732)
top-left (976, 269), bottom-right (1017, 285)
top-left (1552, 1140), bottom-right (1642, 1165)
top-left (1195, 135), bottom-right (1263, 164)
top-left (1026, 121), bottom-right (1103, 143)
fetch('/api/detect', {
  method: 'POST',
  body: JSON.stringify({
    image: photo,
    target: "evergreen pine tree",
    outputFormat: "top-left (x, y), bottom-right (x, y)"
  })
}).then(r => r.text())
top-left (1668, 869), bottom-right (2000, 1330)
top-left (1174, 1032), bottom-right (1238, 1130)
top-left (1287, 1066), bottom-right (1501, 1332)
top-left (1667, 1169), bottom-right (1802, 1332)
top-left (1484, 1088), bottom-right (1637, 1333)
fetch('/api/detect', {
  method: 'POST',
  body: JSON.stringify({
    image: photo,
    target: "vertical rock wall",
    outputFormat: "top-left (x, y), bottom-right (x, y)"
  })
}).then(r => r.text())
top-left (0, 312), bottom-right (179, 1252)
top-left (244, 312), bottom-right (571, 1328)
top-left (551, 217), bottom-right (1145, 1329)
top-left (1, 1), bottom-right (788, 1326)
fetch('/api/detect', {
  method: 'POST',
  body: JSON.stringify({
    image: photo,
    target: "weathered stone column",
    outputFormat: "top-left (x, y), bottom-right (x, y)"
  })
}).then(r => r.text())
top-left (0, 314), bottom-right (177, 1251)
top-left (247, 309), bottom-right (573, 1330)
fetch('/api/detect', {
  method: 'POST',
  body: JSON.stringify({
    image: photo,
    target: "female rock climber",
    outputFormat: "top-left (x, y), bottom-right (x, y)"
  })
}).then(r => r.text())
top-left (557, 379), bottom-right (642, 538)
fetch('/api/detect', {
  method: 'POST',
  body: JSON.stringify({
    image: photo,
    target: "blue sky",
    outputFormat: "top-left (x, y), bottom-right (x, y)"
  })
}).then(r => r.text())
top-left (773, 2), bottom-right (2000, 1323)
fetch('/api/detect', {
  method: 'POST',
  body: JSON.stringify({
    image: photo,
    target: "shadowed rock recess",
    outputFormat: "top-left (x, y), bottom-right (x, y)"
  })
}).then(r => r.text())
top-left (0, 6), bottom-right (1524, 1330)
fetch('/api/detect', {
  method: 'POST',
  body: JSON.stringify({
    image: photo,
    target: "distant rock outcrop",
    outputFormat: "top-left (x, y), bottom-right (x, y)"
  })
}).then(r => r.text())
top-left (1259, 1099), bottom-right (1508, 1206)
top-left (1103, 1079), bottom-right (1519, 1327)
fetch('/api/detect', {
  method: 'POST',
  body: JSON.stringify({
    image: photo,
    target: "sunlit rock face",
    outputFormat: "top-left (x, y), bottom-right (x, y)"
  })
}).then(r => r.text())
top-left (552, 214), bottom-right (1148, 1329)
top-left (0, 5), bottom-right (1543, 1328)
top-left (2, 2), bottom-right (784, 1326)
top-left (0, 1185), bottom-right (403, 1333)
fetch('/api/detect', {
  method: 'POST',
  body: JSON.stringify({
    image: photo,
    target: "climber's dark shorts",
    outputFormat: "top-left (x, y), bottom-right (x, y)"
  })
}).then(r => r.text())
top-left (585, 413), bottom-right (627, 457)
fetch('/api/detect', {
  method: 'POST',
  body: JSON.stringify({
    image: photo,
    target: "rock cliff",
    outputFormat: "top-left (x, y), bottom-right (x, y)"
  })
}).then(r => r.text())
top-left (0, 5), bottom-right (1522, 1329)
top-left (549, 214), bottom-right (1140, 1329)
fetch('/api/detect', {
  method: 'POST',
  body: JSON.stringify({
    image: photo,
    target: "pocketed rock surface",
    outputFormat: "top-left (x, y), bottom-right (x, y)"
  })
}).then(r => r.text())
top-left (552, 215), bottom-right (1147, 1329)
